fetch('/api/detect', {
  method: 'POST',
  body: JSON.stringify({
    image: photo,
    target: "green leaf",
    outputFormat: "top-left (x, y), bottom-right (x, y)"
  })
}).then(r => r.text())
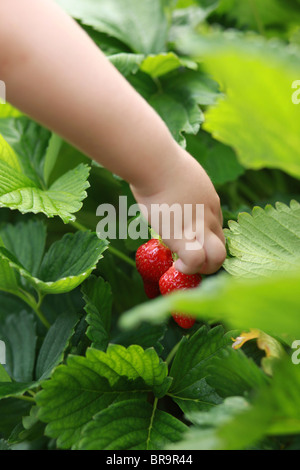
top-left (224, 200), bottom-right (300, 278)
top-left (0, 399), bottom-right (31, 438)
top-left (0, 240), bottom-right (19, 296)
top-left (0, 381), bottom-right (36, 400)
top-left (162, 69), bottom-right (220, 106)
top-left (108, 53), bottom-right (144, 76)
top-left (43, 133), bottom-right (63, 185)
top-left (79, 399), bottom-right (188, 450)
top-left (82, 345), bottom-right (170, 397)
top-left (37, 345), bottom-right (170, 449)
top-left (141, 52), bottom-right (184, 77)
top-left (175, 359), bottom-right (300, 450)
top-left (128, 70), bottom-right (209, 146)
top-left (120, 270), bottom-right (300, 344)
top-left (0, 134), bottom-right (21, 171)
top-left (0, 365), bottom-right (11, 383)
top-left (149, 93), bottom-right (203, 145)
top-left (0, 103), bottom-right (22, 118)
top-left (0, 116), bottom-right (52, 186)
top-left (0, 230), bottom-right (108, 294)
top-left (167, 326), bottom-right (232, 413)
top-left (182, 33), bottom-right (300, 178)
top-left (0, 312), bottom-right (37, 382)
top-left (207, 347), bottom-right (269, 398)
top-left (35, 311), bottom-right (79, 381)
top-left (56, 0), bottom-right (168, 54)
top-left (0, 129), bottom-right (90, 221)
top-left (0, 220), bottom-right (46, 277)
top-left (171, 379), bottom-right (223, 418)
top-left (186, 132), bottom-right (245, 185)
top-left (112, 323), bottom-right (166, 354)
top-left (82, 276), bottom-right (112, 351)
top-left (216, 0), bottom-right (300, 35)
top-left (168, 396), bottom-right (251, 450)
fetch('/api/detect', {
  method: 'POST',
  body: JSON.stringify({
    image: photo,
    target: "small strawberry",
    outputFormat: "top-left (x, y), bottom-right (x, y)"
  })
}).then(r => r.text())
top-left (159, 265), bottom-right (202, 329)
top-left (143, 279), bottom-right (160, 299)
top-left (136, 239), bottom-right (173, 283)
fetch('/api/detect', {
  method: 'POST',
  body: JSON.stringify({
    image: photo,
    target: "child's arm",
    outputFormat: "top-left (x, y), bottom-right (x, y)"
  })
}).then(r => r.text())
top-left (0, 0), bottom-right (226, 275)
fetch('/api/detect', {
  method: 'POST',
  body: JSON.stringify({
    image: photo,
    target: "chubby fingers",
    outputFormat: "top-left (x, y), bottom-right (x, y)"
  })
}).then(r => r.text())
top-left (171, 229), bottom-right (226, 275)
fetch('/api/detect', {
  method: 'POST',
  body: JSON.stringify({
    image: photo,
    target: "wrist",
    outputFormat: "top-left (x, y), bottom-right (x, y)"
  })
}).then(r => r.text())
top-left (130, 141), bottom-right (188, 198)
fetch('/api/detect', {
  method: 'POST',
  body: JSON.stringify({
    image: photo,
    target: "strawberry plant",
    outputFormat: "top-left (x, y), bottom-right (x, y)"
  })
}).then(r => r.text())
top-left (0, 0), bottom-right (300, 451)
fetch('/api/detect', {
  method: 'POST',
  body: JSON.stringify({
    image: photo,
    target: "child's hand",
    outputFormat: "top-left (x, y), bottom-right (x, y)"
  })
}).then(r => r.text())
top-left (0, 0), bottom-right (225, 277)
top-left (131, 146), bottom-right (226, 275)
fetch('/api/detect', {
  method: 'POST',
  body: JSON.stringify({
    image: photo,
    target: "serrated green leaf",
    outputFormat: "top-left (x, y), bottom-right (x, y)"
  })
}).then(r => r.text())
top-left (56, 0), bottom-right (168, 54)
top-left (82, 276), bottom-right (112, 351)
top-left (35, 311), bottom-right (79, 381)
top-left (83, 345), bottom-right (170, 397)
top-left (141, 52), bottom-right (183, 77)
top-left (224, 201), bottom-right (300, 277)
top-left (79, 399), bottom-right (188, 450)
top-left (0, 131), bottom-right (90, 222)
top-left (108, 53), bottom-right (144, 76)
top-left (131, 69), bottom-right (219, 147)
top-left (169, 326), bottom-right (233, 401)
top-left (0, 312), bottom-right (37, 383)
top-left (36, 349), bottom-right (164, 449)
top-left (0, 230), bottom-right (108, 294)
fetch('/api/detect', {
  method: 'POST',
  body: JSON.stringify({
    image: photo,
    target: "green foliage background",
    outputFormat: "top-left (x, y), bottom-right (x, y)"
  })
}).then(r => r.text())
top-left (0, 0), bottom-right (299, 451)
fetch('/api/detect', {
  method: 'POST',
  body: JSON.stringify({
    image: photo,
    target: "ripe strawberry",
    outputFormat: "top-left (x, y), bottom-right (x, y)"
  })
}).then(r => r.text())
top-left (159, 265), bottom-right (202, 329)
top-left (135, 239), bottom-right (173, 283)
top-left (143, 279), bottom-right (160, 299)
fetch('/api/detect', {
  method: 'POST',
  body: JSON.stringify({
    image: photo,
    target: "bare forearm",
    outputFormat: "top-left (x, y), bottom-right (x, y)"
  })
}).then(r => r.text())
top-left (0, 0), bottom-right (179, 192)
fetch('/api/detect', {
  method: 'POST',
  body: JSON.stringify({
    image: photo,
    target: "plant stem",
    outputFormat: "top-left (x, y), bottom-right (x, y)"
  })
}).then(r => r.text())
top-left (69, 220), bottom-right (136, 268)
top-left (15, 395), bottom-right (36, 403)
top-left (108, 245), bottom-right (136, 267)
top-left (165, 339), bottom-right (183, 366)
top-left (16, 289), bottom-right (50, 329)
top-left (146, 397), bottom-right (158, 450)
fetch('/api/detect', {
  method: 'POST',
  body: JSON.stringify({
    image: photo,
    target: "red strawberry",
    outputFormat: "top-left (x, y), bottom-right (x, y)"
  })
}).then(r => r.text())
top-left (143, 279), bottom-right (160, 299)
top-left (159, 265), bottom-right (202, 329)
top-left (136, 239), bottom-right (173, 283)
